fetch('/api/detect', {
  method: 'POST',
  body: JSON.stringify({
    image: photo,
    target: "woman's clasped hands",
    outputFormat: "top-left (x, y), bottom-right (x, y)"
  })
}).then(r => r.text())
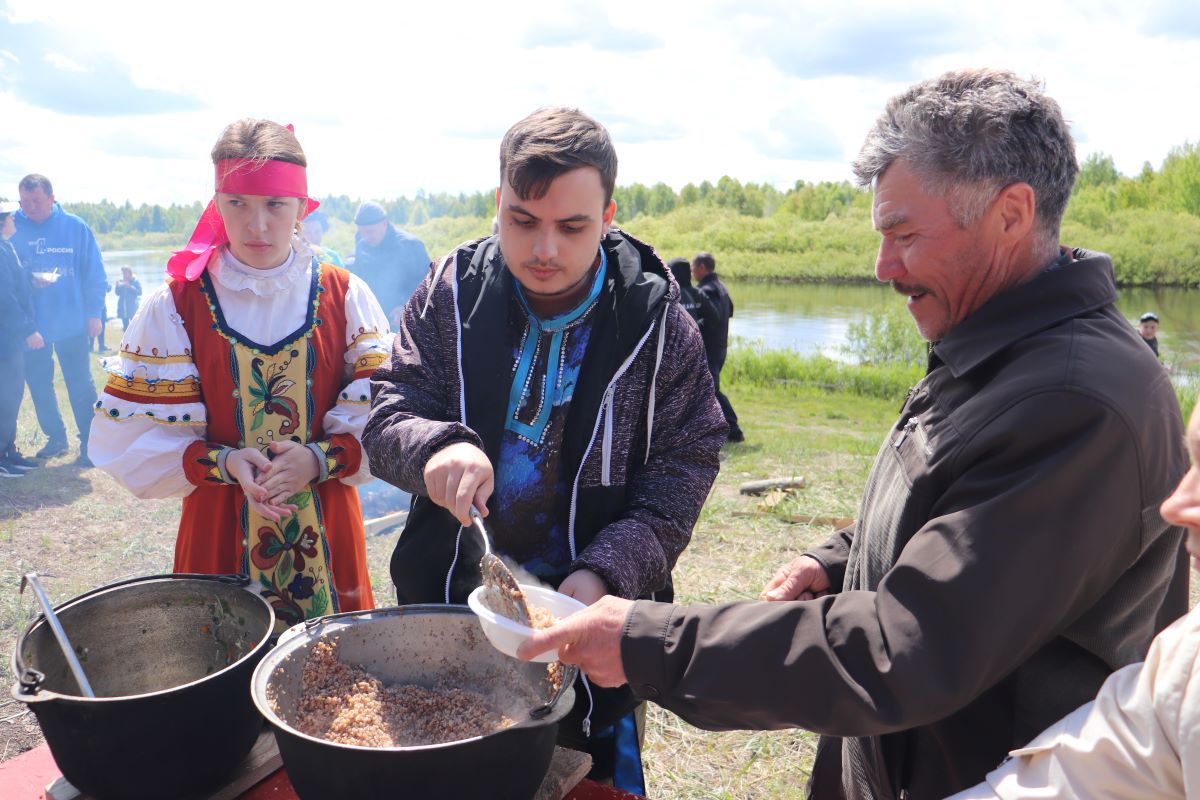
top-left (224, 441), bottom-right (321, 522)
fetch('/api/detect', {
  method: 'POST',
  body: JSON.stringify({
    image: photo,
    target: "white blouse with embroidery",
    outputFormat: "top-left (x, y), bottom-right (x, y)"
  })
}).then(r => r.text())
top-left (89, 242), bottom-right (392, 498)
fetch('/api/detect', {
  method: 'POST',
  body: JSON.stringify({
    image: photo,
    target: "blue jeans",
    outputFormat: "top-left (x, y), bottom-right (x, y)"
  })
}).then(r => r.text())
top-left (0, 351), bottom-right (24, 454)
top-left (24, 334), bottom-right (97, 447)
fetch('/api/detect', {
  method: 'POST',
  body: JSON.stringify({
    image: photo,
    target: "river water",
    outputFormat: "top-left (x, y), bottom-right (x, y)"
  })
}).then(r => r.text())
top-left (102, 249), bottom-right (1200, 363)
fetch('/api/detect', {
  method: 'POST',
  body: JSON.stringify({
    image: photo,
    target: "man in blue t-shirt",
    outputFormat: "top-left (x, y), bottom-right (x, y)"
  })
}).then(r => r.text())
top-left (13, 174), bottom-right (106, 466)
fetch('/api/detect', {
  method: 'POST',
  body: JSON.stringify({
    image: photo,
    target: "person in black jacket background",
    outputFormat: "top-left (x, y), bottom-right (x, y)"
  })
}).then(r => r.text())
top-left (0, 201), bottom-right (38, 476)
top-left (691, 250), bottom-right (744, 442)
top-left (667, 257), bottom-right (721, 357)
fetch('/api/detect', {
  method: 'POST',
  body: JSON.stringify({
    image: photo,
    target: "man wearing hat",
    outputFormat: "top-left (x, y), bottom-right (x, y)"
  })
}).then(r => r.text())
top-left (1138, 312), bottom-right (1160, 357)
top-left (0, 200), bottom-right (38, 477)
top-left (351, 200), bottom-right (431, 325)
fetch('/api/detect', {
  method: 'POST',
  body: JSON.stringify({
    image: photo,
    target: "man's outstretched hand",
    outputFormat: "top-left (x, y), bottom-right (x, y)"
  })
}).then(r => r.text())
top-left (517, 595), bottom-right (634, 688)
top-left (760, 554), bottom-right (832, 601)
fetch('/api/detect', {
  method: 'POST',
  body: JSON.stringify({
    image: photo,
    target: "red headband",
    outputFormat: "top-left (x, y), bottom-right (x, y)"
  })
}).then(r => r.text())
top-left (215, 158), bottom-right (310, 198)
top-left (167, 155), bottom-right (320, 282)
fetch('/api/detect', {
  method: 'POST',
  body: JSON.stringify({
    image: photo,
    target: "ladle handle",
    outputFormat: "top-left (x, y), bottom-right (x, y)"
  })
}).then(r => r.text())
top-left (20, 573), bottom-right (96, 698)
top-left (469, 506), bottom-right (493, 556)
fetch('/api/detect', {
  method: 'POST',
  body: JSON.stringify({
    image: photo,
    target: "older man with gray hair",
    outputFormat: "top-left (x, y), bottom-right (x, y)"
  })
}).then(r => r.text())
top-left (520, 68), bottom-right (1189, 798)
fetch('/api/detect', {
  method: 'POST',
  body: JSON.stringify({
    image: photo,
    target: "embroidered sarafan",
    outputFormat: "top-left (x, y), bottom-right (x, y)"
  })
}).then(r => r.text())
top-left (90, 247), bottom-right (392, 625)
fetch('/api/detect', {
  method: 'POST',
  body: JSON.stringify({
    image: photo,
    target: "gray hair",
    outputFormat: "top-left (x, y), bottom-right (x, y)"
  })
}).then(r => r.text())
top-left (853, 69), bottom-right (1077, 243)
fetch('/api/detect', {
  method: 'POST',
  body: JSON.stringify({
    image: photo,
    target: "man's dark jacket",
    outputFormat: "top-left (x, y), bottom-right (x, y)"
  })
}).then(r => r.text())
top-left (696, 271), bottom-right (733, 368)
top-left (677, 281), bottom-right (722, 361)
top-left (0, 240), bottom-right (35, 359)
top-left (620, 250), bottom-right (1189, 799)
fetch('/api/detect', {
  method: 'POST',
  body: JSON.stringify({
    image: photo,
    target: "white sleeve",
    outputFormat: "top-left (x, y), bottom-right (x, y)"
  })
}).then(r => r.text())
top-left (88, 284), bottom-right (206, 499)
top-left (321, 273), bottom-right (393, 485)
top-left (948, 611), bottom-right (1198, 800)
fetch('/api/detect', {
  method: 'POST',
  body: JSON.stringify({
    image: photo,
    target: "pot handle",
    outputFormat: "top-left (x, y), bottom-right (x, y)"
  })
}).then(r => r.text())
top-left (12, 573), bottom-right (249, 695)
top-left (15, 665), bottom-right (47, 698)
top-left (529, 663), bottom-right (579, 720)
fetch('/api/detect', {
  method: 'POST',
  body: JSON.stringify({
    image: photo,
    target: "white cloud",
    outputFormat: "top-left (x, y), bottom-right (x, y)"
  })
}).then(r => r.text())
top-left (43, 52), bottom-right (89, 73)
top-left (0, 0), bottom-right (1196, 205)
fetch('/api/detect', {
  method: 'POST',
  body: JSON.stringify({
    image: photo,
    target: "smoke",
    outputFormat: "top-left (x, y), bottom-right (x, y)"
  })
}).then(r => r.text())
top-left (496, 557), bottom-right (555, 593)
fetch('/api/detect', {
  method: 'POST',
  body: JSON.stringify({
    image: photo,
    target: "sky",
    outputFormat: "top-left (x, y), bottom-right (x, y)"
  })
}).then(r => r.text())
top-left (0, 0), bottom-right (1197, 207)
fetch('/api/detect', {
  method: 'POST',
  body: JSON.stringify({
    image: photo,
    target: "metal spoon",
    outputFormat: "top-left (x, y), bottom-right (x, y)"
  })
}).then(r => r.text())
top-left (469, 507), bottom-right (532, 627)
top-left (20, 572), bottom-right (96, 698)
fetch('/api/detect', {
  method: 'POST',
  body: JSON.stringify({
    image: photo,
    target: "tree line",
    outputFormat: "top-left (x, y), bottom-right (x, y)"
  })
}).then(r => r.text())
top-left (52, 174), bottom-right (872, 236)
top-left (37, 141), bottom-right (1200, 284)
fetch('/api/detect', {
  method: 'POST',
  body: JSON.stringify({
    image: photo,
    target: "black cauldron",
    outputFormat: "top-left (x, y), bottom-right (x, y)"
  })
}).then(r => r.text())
top-left (252, 605), bottom-right (576, 800)
top-left (12, 574), bottom-right (275, 800)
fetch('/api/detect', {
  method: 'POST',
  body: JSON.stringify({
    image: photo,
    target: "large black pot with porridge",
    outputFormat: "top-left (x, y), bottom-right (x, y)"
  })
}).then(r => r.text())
top-left (252, 604), bottom-right (576, 800)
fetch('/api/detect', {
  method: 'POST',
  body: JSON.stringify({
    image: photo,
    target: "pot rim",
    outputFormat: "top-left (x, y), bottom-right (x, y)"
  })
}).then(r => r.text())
top-left (12, 573), bottom-right (275, 704)
top-left (252, 604), bottom-right (575, 753)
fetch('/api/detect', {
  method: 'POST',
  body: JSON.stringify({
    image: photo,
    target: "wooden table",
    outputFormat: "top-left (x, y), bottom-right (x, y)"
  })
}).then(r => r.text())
top-left (0, 736), bottom-right (647, 800)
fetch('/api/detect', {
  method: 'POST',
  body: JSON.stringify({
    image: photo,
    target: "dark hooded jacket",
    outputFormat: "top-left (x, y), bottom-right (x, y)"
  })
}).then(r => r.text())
top-left (696, 271), bottom-right (733, 368)
top-left (365, 229), bottom-right (725, 605)
top-left (364, 228), bottom-right (726, 742)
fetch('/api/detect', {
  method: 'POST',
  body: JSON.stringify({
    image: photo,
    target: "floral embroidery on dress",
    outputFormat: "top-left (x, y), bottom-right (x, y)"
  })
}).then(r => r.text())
top-left (251, 515), bottom-right (329, 625)
top-left (247, 356), bottom-right (299, 434)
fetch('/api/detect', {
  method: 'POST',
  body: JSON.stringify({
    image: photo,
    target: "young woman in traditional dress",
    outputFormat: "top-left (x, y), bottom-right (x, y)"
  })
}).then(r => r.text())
top-left (90, 120), bottom-right (391, 624)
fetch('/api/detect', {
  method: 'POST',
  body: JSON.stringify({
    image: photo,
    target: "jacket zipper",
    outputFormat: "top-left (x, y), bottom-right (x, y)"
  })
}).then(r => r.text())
top-left (568, 321), bottom-right (658, 560)
top-left (444, 256), bottom-right (469, 604)
top-left (894, 418), bottom-right (917, 450)
top-left (893, 417), bottom-right (932, 457)
top-left (601, 389), bottom-right (614, 486)
top-left (565, 317), bottom-right (659, 740)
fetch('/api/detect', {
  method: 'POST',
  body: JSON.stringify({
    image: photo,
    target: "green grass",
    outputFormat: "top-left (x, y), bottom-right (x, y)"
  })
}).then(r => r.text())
top-left (725, 347), bottom-right (922, 402)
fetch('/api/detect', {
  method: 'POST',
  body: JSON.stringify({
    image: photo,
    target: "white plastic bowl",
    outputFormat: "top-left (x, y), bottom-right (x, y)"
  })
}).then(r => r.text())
top-left (467, 583), bottom-right (586, 663)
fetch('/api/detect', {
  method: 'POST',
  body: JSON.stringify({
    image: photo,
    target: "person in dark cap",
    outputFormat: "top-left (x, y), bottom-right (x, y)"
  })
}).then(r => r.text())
top-left (0, 200), bottom-right (38, 477)
top-left (301, 209), bottom-right (344, 267)
top-left (1138, 312), bottom-right (1160, 357)
top-left (351, 200), bottom-right (431, 326)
